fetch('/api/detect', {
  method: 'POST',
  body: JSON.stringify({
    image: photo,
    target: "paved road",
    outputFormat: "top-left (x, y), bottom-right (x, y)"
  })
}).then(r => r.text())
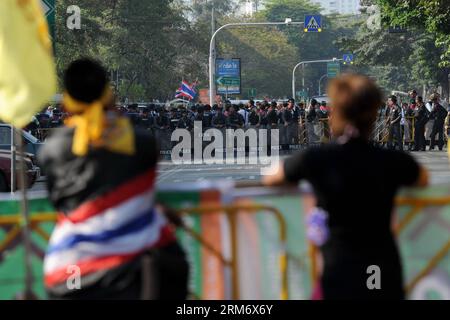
top-left (410, 150), bottom-right (450, 185)
top-left (28, 150), bottom-right (450, 193)
top-left (157, 150), bottom-right (450, 185)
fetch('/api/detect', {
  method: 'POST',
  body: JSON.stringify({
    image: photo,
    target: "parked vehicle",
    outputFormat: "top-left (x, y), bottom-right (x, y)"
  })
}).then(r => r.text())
top-left (0, 123), bottom-right (43, 156)
top-left (0, 150), bottom-right (40, 192)
top-left (310, 95), bottom-right (331, 105)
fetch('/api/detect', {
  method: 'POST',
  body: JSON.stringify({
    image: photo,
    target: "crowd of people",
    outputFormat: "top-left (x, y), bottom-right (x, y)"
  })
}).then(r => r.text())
top-left (376, 90), bottom-right (449, 151)
top-left (29, 90), bottom-right (449, 152)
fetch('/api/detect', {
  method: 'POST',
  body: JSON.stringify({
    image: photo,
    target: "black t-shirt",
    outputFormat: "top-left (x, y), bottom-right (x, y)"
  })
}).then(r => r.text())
top-left (283, 139), bottom-right (420, 299)
top-left (284, 139), bottom-right (419, 231)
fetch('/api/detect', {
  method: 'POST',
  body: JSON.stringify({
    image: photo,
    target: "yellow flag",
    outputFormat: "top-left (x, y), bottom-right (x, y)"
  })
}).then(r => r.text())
top-left (0, 0), bottom-right (57, 128)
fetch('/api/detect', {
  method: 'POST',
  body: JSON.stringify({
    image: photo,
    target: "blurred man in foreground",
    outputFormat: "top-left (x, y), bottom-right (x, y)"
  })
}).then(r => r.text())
top-left (38, 59), bottom-right (188, 300)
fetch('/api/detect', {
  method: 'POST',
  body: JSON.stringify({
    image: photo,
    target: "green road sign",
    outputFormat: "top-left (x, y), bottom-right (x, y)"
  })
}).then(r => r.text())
top-left (296, 90), bottom-right (308, 99)
top-left (327, 62), bottom-right (340, 78)
top-left (216, 76), bottom-right (240, 86)
top-left (40, 0), bottom-right (55, 44)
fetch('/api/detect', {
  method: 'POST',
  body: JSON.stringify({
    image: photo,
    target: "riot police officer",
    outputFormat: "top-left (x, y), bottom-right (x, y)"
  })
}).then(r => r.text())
top-left (212, 105), bottom-right (227, 129)
top-left (248, 106), bottom-right (261, 127)
top-left (169, 107), bottom-right (180, 131)
top-left (267, 101), bottom-right (279, 129)
top-left (138, 107), bottom-right (154, 132)
top-left (176, 108), bottom-right (193, 130)
top-left (127, 103), bottom-right (141, 126)
top-left (388, 95), bottom-right (402, 150)
top-left (226, 105), bottom-right (244, 129)
top-left (306, 99), bottom-right (318, 145)
top-left (429, 94), bottom-right (448, 151)
top-left (413, 96), bottom-right (429, 151)
top-left (282, 100), bottom-right (296, 146)
top-left (259, 103), bottom-right (269, 129)
top-left (155, 107), bottom-right (170, 130)
top-left (202, 104), bottom-right (213, 129)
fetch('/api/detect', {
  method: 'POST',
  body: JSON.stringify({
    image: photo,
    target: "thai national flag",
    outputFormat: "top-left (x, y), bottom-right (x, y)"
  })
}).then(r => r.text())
top-left (175, 87), bottom-right (185, 99)
top-left (181, 81), bottom-right (196, 100)
top-left (175, 80), bottom-right (197, 100)
top-left (43, 169), bottom-right (175, 289)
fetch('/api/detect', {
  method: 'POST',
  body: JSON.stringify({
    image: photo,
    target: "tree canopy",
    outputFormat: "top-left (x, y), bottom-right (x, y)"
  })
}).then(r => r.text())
top-left (54, 0), bottom-right (450, 102)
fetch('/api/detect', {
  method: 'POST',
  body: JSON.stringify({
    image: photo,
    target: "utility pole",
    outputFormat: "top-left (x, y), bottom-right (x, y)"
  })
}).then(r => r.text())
top-left (209, 20), bottom-right (303, 106)
top-left (292, 58), bottom-right (343, 100)
top-left (318, 74), bottom-right (327, 96)
top-left (302, 64), bottom-right (305, 90)
top-left (211, 5), bottom-right (215, 104)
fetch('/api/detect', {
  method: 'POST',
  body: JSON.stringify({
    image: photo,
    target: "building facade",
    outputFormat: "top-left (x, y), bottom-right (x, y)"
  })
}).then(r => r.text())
top-left (310, 0), bottom-right (360, 15)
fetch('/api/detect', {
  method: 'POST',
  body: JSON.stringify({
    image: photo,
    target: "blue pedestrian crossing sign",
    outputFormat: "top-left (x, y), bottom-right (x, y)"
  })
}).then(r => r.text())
top-left (343, 54), bottom-right (354, 65)
top-left (304, 15), bottom-right (322, 33)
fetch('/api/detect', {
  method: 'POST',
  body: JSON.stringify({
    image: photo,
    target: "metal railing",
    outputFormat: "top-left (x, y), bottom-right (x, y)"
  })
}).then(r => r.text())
top-left (307, 194), bottom-right (450, 295)
top-left (1, 191), bottom-right (448, 299)
top-left (177, 204), bottom-right (288, 300)
top-left (0, 203), bottom-right (289, 300)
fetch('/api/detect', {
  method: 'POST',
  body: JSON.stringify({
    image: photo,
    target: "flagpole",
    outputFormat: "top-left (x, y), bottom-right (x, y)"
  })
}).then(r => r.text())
top-left (15, 129), bottom-right (35, 299)
top-left (10, 126), bottom-right (16, 193)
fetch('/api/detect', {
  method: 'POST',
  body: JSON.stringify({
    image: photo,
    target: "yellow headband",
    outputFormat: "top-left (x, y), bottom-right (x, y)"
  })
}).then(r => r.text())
top-left (63, 87), bottom-right (135, 156)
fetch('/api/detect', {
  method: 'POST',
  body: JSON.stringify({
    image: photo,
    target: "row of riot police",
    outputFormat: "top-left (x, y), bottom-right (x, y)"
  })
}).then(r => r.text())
top-left (381, 92), bottom-right (448, 151)
top-left (122, 94), bottom-right (449, 153)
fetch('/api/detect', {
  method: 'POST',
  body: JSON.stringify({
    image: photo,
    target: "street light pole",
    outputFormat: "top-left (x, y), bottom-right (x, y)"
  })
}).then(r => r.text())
top-left (318, 74), bottom-right (327, 96)
top-left (209, 20), bottom-right (304, 106)
top-left (292, 58), bottom-right (342, 99)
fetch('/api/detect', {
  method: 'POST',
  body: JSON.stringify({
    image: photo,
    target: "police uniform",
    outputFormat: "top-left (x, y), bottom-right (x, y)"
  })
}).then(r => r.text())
top-left (388, 104), bottom-right (402, 150)
top-left (413, 104), bottom-right (429, 151)
top-left (430, 103), bottom-right (448, 150)
top-left (227, 111), bottom-right (244, 129)
top-left (212, 110), bottom-right (226, 129)
top-left (249, 109), bottom-right (260, 127)
top-left (176, 114), bottom-right (193, 130)
top-left (155, 110), bottom-right (171, 151)
top-left (282, 108), bottom-right (295, 145)
top-left (138, 111), bottom-right (154, 133)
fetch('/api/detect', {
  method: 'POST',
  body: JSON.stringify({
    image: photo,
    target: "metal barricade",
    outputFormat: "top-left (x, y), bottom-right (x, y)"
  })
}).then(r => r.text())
top-left (403, 116), bottom-right (415, 146)
top-left (317, 118), bottom-right (330, 144)
top-left (395, 195), bottom-right (450, 294)
top-left (308, 193), bottom-right (450, 295)
top-left (177, 204), bottom-right (289, 300)
top-left (372, 119), bottom-right (390, 145)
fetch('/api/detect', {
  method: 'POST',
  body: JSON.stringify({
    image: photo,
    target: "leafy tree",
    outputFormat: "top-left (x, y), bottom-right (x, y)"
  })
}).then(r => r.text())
top-left (55, 0), bottom-right (203, 101)
top-left (215, 17), bottom-right (299, 98)
top-left (375, 0), bottom-right (450, 99)
top-left (260, 0), bottom-right (357, 98)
